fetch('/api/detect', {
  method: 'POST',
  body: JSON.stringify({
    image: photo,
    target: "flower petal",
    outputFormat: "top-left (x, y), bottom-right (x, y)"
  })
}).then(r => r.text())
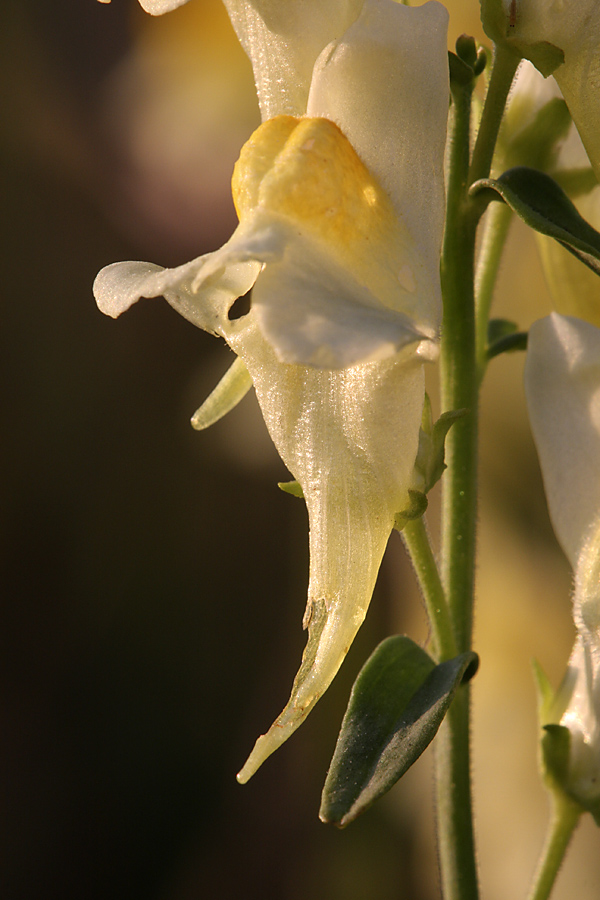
top-left (231, 115), bottom-right (438, 366)
top-left (553, 51), bottom-right (600, 181)
top-left (138, 0), bottom-right (191, 15)
top-left (222, 0), bottom-right (364, 118)
top-left (251, 237), bottom-right (429, 368)
top-left (524, 313), bottom-right (600, 569)
top-left (93, 252), bottom-right (262, 337)
top-left (307, 0), bottom-right (449, 282)
top-left (499, 1), bottom-right (600, 179)
top-left (230, 317), bottom-right (425, 781)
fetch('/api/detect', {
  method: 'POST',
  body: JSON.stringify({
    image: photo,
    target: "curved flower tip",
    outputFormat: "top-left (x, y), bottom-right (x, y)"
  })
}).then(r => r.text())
top-left (524, 313), bottom-right (600, 570)
top-left (234, 321), bottom-right (425, 781)
top-left (138, 0), bottom-right (191, 15)
top-left (93, 261), bottom-right (165, 319)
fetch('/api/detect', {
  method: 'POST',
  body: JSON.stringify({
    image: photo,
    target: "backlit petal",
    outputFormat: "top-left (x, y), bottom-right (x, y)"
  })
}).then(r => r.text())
top-left (93, 253), bottom-right (262, 337)
top-left (307, 0), bottom-right (449, 282)
top-left (497, 0), bottom-right (600, 179)
top-left (229, 317), bottom-right (425, 781)
top-left (139, 0), bottom-right (191, 15)
top-left (231, 115), bottom-right (437, 365)
top-left (524, 313), bottom-right (600, 569)
top-left (222, 0), bottom-right (364, 118)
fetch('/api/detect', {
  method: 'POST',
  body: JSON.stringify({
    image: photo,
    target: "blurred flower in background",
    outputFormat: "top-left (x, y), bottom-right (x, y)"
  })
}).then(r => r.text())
top-left (98, 0), bottom-right (259, 255)
top-left (2, 1), bottom-right (600, 899)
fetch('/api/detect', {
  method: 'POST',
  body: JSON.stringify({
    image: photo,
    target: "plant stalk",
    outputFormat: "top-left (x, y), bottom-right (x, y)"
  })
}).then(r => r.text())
top-left (437, 67), bottom-right (479, 900)
top-left (526, 797), bottom-right (581, 900)
top-left (402, 517), bottom-right (457, 662)
top-left (435, 43), bottom-right (520, 900)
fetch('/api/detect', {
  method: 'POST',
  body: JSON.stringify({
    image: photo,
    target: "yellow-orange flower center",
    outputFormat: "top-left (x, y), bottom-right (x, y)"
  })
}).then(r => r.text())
top-left (231, 116), bottom-right (417, 305)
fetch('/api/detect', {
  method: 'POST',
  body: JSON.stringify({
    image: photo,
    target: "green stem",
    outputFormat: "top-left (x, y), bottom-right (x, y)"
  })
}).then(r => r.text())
top-left (434, 42), bottom-right (520, 900)
top-left (440, 89), bottom-right (478, 657)
top-left (527, 797), bottom-right (581, 900)
top-left (435, 688), bottom-right (477, 899)
top-left (437, 71), bottom-right (479, 900)
top-left (469, 45), bottom-right (520, 186)
top-left (402, 517), bottom-right (457, 662)
top-left (475, 202), bottom-right (513, 378)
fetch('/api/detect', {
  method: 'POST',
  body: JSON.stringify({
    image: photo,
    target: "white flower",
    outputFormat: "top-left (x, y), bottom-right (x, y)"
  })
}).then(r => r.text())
top-left (97, 0), bottom-right (448, 369)
top-left (525, 313), bottom-right (600, 814)
top-left (94, 0), bottom-right (449, 781)
top-left (502, 61), bottom-right (600, 328)
top-left (481, 0), bottom-right (600, 180)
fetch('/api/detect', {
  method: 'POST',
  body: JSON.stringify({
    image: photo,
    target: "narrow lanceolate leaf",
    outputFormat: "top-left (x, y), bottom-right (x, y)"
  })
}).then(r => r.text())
top-left (470, 167), bottom-right (600, 275)
top-left (190, 356), bottom-right (253, 430)
top-left (319, 636), bottom-right (478, 827)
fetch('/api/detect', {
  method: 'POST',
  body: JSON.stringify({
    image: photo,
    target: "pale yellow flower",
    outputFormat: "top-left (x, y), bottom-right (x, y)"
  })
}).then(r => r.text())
top-left (481, 0), bottom-right (600, 180)
top-left (525, 313), bottom-right (600, 815)
top-left (95, 0), bottom-right (449, 780)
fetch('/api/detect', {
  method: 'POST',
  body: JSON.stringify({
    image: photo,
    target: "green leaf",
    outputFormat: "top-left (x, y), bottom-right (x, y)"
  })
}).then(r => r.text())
top-left (532, 658), bottom-right (556, 724)
top-left (278, 479), bottom-right (304, 498)
top-left (449, 50), bottom-right (475, 88)
top-left (487, 331), bottom-right (528, 360)
top-left (448, 38), bottom-right (487, 88)
top-left (470, 167), bottom-right (600, 276)
top-left (393, 490), bottom-right (428, 532)
top-left (487, 318), bottom-right (518, 344)
top-left (412, 400), bottom-right (467, 498)
top-left (486, 319), bottom-right (527, 359)
top-left (541, 724), bottom-right (571, 790)
top-left (319, 636), bottom-right (478, 827)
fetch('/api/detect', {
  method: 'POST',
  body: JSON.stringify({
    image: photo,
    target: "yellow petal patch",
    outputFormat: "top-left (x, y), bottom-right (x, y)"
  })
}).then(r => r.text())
top-left (231, 116), bottom-right (418, 314)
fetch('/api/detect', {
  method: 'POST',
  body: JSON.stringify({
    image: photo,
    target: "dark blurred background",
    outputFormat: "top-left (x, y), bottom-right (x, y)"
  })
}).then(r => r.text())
top-left (2, 1), bottom-right (600, 899)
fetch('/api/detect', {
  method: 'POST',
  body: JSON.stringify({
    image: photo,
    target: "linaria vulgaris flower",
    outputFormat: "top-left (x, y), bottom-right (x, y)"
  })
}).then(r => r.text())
top-left (481, 0), bottom-right (600, 180)
top-left (525, 313), bottom-right (600, 817)
top-left (502, 61), bottom-right (600, 327)
top-left (94, 0), bottom-right (449, 781)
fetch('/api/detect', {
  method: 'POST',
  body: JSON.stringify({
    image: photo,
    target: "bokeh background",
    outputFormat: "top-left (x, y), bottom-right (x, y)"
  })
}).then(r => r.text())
top-left (3, 1), bottom-right (600, 898)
